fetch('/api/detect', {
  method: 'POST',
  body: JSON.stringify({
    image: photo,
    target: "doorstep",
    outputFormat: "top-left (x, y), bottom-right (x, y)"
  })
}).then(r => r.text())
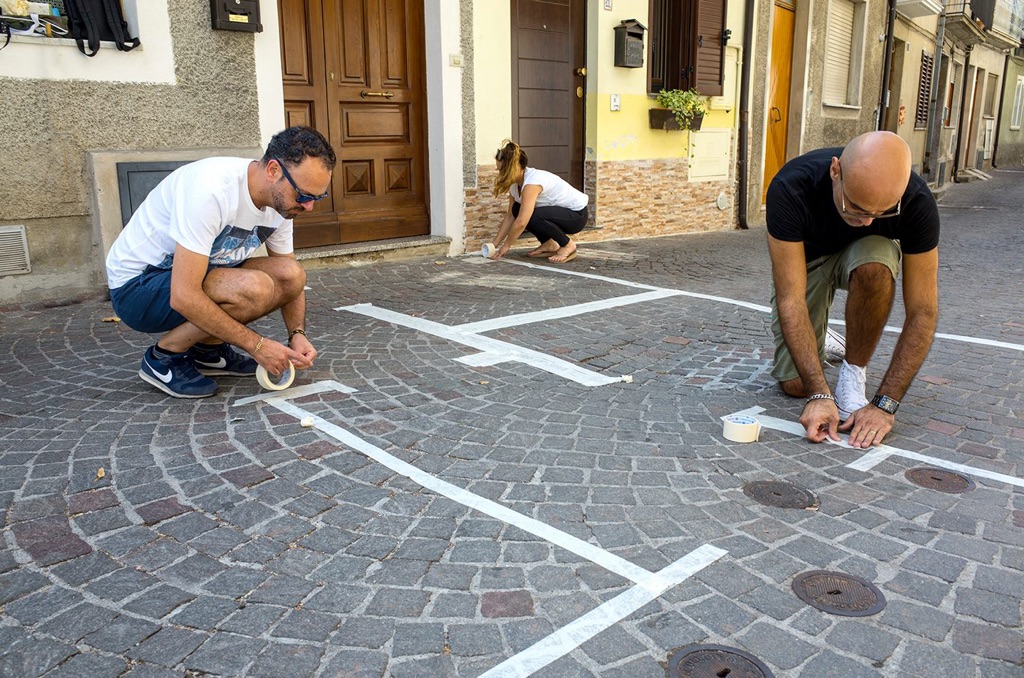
top-left (295, 235), bottom-right (452, 269)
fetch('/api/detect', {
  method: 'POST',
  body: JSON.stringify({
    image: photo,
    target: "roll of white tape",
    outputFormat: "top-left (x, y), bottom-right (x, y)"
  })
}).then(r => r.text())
top-left (482, 243), bottom-right (496, 258)
top-left (256, 363), bottom-right (295, 391)
top-left (722, 414), bottom-right (761, 443)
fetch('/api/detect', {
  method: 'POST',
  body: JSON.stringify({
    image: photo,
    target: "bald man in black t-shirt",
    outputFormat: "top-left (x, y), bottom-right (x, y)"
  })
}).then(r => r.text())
top-left (766, 131), bottom-right (940, 449)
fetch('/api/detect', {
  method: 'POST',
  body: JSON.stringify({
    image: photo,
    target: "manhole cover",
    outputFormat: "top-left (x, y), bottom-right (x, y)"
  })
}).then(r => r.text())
top-left (742, 480), bottom-right (818, 509)
top-left (667, 644), bottom-right (774, 678)
top-left (904, 467), bottom-right (975, 493)
top-left (792, 570), bottom-right (886, 617)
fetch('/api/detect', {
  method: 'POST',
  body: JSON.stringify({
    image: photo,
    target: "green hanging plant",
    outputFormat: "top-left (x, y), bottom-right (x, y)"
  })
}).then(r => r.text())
top-left (654, 88), bottom-right (711, 131)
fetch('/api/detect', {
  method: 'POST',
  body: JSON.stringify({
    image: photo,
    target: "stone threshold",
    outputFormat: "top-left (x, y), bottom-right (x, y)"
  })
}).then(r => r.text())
top-left (295, 235), bottom-right (453, 269)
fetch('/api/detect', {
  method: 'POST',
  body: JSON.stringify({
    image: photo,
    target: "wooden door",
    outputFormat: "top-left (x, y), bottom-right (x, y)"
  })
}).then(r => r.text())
top-left (510, 0), bottom-right (586, 189)
top-left (763, 0), bottom-right (794, 202)
top-left (279, 0), bottom-right (430, 248)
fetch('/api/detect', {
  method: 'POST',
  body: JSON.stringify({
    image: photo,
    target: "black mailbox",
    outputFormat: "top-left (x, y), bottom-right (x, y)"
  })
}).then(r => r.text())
top-left (211, 0), bottom-right (263, 33)
top-left (613, 19), bottom-right (646, 68)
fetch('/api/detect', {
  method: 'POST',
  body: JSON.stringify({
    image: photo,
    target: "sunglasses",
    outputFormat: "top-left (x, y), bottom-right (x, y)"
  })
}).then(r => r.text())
top-left (274, 158), bottom-right (329, 203)
top-left (838, 166), bottom-right (901, 219)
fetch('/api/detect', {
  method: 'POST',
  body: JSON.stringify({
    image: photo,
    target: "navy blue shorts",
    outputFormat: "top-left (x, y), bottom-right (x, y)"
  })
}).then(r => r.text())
top-left (109, 268), bottom-right (186, 334)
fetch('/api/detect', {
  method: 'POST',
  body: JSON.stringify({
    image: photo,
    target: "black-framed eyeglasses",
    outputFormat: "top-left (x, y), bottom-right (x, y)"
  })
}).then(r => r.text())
top-left (274, 158), bottom-right (329, 203)
top-left (838, 166), bottom-right (901, 219)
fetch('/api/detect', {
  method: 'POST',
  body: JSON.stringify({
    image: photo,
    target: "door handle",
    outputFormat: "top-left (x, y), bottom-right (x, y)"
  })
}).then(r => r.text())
top-left (575, 66), bottom-right (587, 76)
top-left (771, 106), bottom-right (782, 123)
top-left (361, 90), bottom-right (394, 98)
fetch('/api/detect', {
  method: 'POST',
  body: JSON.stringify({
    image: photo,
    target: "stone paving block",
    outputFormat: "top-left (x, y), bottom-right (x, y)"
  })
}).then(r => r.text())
top-left (219, 603), bottom-right (287, 637)
top-left (169, 596), bottom-right (241, 631)
top-left (182, 633), bottom-right (265, 675)
top-left (82, 615), bottom-right (161, 653)
top-left (248, 643), bottom-right (324, 678)
top-left (335, 617), bottom-right (396, 649)
top-left (122, 584), bottom-right (196, 618)
top-left (0, 635), bottom-right (77, 677)
top-left (737, 621), bottom-right (817, 670)
top-left (121, 626), bottom-right (205, 667)
top-left (881, 570), bottom-right (950, 607)
top-left (390, 622), bottom-right (447, 656)
top-left (42, 651), bottom-right (128, 678)
top-left (901, 548), bottom-right (969, 582)
top-left (799, 651), bottom-right (879, 678)
top-left (203, 567), bottom-right (271, 598)
top-left (39, 602), bottom-right (118, 642)
top-left (11, 516), bottom-right (91, 566)
top-left (84, 567), bottom-right (157, 602)
top-left (824, 620), bottom-right (901, 663)
top-left (880, 599), bottom-right (955, 641)
top-left (954, 588), bottom-right (1022, 626)
top-left (951, 619), bottom-right (1022, 663)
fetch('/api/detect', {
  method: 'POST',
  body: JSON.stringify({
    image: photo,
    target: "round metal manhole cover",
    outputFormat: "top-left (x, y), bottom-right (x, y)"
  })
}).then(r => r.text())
top-left (742, 480), bottom-right (819, 509)
top-left (667, 644), bottom-right (774, 678)
top-left (904, 467), bottom-right (976, 493)
top-left (792, 570), bottom-right (886, 617)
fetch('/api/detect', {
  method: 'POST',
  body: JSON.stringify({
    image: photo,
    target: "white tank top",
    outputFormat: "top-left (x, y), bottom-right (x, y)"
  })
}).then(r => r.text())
top-left (510, 167), bottom-right (589, 211)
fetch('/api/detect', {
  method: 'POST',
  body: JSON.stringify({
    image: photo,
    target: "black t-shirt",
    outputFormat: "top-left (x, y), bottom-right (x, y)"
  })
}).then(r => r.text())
top-left (766, 147), bottom-right (940, 261)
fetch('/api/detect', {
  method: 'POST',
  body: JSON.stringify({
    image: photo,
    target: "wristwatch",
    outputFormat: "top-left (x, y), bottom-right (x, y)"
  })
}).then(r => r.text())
top-left (871, 394), bottom-right (900, 414)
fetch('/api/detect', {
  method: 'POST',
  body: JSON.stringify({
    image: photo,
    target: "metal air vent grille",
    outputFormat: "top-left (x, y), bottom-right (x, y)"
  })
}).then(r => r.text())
top-left (0, 225), bottom-right (31, 276)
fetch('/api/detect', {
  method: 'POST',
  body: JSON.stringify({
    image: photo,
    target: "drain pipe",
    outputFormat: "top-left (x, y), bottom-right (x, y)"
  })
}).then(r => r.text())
top-left (737, 0), bottom-right (755, 229)
top-left (877, 0), bottom-right (897, 130)
top-left (991, 51), bottom-right (1010, 168)
top-left (952, 45), bottom-right (972, 182)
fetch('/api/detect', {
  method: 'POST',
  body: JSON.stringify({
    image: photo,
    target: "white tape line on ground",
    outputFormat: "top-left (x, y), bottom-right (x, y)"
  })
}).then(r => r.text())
top-left (452, 289), bottom-right (683, 334)
top-left (265, 398), bottom-right (657, 585)
top-left (509, 260), bottom-right (1024, 353)
top-left (480, 544), bottom-right (727, 678)
top-left (729, 406), bottom-right (1024, 489)
top-left (337, 303), bottom-right (621, 386)
top-left (232, 380), bottom-right (357, 407)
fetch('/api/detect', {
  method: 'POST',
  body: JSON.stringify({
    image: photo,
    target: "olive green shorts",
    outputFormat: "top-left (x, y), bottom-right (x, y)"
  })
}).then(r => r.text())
top-left (770, 235), bottom-right (902, 382)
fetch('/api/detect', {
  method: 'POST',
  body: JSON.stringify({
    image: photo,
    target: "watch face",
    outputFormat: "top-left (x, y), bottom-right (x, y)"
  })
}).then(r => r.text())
top-left (873, 395), bottom-right (898, 414)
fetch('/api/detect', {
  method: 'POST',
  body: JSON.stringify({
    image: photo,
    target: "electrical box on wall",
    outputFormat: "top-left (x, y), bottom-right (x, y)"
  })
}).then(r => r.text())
top-left (613, 19), bottom-right (646, 68)
top-left (211, 0), bottom-right (263, 33)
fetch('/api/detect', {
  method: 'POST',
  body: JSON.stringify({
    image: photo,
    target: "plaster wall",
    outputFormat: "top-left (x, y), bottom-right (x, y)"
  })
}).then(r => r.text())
top-left (0, 0), bottom-right (263, 305)
top-left (995, 55), bottom-right (1024, 166)
top-left (889, 17), bottom-right (942, 174)
top-left (959, 43), bottom-right (1007, 171)
top-left (747, 0), bottom-right (888, 227)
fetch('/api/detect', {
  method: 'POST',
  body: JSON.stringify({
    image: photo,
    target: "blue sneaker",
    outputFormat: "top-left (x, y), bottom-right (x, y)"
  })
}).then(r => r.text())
top-left (139, 346), bottom-right (218, 398)
top-left (189, 342), bottom-right (258, 376)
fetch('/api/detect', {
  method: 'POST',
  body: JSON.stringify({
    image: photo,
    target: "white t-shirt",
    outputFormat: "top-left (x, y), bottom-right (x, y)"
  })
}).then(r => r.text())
top-left (509, 167), bottom-right (589, 212)
top-left (105, 157), bottom-right (293, 290)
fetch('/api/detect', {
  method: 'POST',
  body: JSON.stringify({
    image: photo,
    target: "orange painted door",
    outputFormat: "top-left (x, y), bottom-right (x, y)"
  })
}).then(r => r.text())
top-left (763, 1), bottom-right (795, 202)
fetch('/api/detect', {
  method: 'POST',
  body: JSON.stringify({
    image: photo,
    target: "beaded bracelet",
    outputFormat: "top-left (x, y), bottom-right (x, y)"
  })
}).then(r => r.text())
top-left (289, 328), bottom-right (306, 340)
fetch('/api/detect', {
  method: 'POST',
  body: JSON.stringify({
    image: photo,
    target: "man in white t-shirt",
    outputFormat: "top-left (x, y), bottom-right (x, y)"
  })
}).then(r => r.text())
top-left (105, 126), bottom-right (335, 398)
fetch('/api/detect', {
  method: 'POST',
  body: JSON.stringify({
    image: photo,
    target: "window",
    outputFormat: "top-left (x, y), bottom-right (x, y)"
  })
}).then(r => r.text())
top-left (984, 73), bottom-right (998, 117)
top-left (915, 52), bottom-right (934, 129)
top-left (945, 61), bottom-right (962, 128)
top-left (648, 0), bottom-right (727, 96)
top-left (1012, 75), bottom-right (1024, 130)
top-left (822, 0), bottom-right (866, 107)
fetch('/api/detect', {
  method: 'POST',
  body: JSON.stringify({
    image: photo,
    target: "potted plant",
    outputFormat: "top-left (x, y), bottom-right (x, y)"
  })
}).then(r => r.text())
top-left (649, 88), bottom-right (711, 131)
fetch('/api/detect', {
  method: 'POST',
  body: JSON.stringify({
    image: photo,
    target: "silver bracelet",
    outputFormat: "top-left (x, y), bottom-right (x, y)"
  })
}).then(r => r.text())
top-left (805, 393), bottom-right (836, 404)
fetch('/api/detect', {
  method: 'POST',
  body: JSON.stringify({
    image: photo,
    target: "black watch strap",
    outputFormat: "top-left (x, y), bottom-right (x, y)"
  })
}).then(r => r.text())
top-left (871, 394), bottom-right (899, 414)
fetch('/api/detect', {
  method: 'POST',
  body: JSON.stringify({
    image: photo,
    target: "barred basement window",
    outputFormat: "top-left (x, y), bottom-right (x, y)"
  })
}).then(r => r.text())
top-left (915, 52), bottom-right (934, 129)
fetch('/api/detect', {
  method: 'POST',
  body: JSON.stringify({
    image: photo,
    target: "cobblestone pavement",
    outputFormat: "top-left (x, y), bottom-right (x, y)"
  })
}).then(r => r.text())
top-left (1, 168), bottom-right (1022, 678)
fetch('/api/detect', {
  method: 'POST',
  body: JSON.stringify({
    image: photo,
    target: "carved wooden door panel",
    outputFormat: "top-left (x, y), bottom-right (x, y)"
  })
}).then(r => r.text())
top-left (279, 0), bottom-right (429, 248)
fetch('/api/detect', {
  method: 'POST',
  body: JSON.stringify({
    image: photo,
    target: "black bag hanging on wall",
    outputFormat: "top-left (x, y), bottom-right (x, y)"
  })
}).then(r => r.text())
top-left (64, 0), bottom-right (140, 57)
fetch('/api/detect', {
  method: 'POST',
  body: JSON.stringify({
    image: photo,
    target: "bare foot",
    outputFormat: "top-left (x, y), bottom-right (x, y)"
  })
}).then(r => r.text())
top-left (526, 244), bottom-right (559, 258)
top-left (548, 243), bottom-right (577, 263)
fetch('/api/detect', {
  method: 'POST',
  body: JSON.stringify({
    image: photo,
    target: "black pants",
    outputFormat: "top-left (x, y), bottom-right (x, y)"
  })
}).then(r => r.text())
top-left (512, 202), bottom-right (588, 247)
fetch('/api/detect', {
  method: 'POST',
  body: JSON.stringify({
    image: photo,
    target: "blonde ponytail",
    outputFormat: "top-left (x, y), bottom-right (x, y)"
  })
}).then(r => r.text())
top-left (493, 139), bottom-right (528, 197)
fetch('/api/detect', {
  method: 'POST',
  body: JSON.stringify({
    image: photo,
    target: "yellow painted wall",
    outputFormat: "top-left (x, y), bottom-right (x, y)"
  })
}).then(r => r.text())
top-left (472, 1), bottom-right (740, 164)
top-left (473, 4), bottom-right (512, 165)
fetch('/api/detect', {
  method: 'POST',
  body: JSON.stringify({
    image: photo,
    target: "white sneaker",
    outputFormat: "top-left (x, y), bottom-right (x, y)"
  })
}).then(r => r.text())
top-left (835, 359), bottom-right (867, 420)
top-left (825, 327), bottom-right (846, 360)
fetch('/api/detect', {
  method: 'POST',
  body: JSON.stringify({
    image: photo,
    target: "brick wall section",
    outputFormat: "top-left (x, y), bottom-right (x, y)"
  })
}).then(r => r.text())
top-left (463, 158), bottom-right (735, 251)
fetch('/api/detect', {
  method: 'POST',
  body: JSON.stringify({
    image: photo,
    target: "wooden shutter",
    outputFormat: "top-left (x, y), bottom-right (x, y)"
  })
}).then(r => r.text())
top-left (694, 0), bottom-right (726, 96)
top-left (823, 0), bottom-right (855, 105)
top-left (1012, 76), bottom-right (1024, 129)
top-left (915, 51), bottom-right (934, 129)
